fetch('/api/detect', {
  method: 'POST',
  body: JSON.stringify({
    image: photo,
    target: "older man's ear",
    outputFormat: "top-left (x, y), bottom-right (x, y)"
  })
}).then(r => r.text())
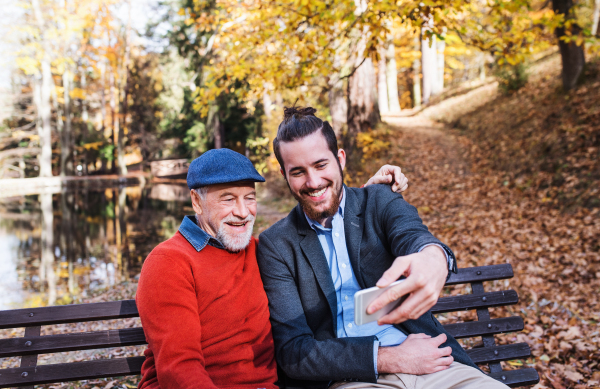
top-left (362, 165), bottom-right (409, 193)
top-left (190, 190), bottom-right (204, 216)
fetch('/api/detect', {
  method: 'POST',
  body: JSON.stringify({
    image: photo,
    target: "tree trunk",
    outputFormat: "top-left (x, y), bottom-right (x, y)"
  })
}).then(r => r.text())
top-left (100, 63), bottom-right (108, 174)
top-left (377, 46), bottom-right (389, 115)
top-left (346, 56), bottom-right (378, 154)
top-left (62, 70), bottom-right (73, 176)
top-left (31, 0), bottom-right (53, 177)
top-left (115, 82), bottom-right (127, 176)
top-left (207, 104), bottom-right (223, 148)
top-left (328, 52), bottom-right (347, 136)
top-left (433, 29), bottom-right (446, 95)
top-left (552, 0), bottom-right (585, 91)
top-left (117, 1), bottom-right (132, 177)
top-left (421, 28), bottom-right (437, 104)
top-left (479, 52), bottom-right (486, 81)
top-left (328, 81), bottom-right (347, 137)
top-left (262, 85), bottom-right (272, 119)
top-left (412, 36), bottom-right (422, 108)
top-left (592, 0), bottom-right (600, 36)
top-left (386, 41), bottom-right (401, 113)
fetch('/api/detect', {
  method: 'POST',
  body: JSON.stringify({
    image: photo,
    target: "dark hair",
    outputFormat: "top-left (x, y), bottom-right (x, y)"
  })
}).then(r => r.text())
top-left (273, 107), bottom-right (338, 171)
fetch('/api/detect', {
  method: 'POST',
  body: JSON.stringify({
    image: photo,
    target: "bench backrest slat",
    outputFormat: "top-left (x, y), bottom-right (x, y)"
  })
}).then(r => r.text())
top-left (431, 289), bottom-right (518, 313)
top-left (445, 264), bottom-right (513, 285)
top-left (466, 342), bottom-right (531, 364)
top-left (443, 316), bottom-right (524, 339)
top-left (488, 368), bottom-right (540, 387)
top-left (0, 357), bottom-right (145, 388)
top-left (0, 300), bottom-right (138, 329)
top-left (0, 328), bottom-right (147, 358)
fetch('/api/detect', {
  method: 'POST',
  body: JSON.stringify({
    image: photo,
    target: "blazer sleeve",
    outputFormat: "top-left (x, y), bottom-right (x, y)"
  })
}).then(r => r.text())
top-left (256, 233), bottom-right (378, 383)
top-left (378, 192), bottom-right (456, 272)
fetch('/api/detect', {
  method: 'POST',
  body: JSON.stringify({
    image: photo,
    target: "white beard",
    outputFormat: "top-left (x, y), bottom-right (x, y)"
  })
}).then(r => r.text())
top-left (216, 214), bottom-right (255, 252)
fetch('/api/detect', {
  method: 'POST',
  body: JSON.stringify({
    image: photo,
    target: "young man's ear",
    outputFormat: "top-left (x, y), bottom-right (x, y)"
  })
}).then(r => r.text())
top-left (337, 148), bottom-right (346, 171)
top-left (280, 167), bottom-right (285, 177)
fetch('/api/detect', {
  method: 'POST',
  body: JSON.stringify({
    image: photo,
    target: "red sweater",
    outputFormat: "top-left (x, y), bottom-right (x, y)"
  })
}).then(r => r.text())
top-left (136, 232), bottom-right (278, 389)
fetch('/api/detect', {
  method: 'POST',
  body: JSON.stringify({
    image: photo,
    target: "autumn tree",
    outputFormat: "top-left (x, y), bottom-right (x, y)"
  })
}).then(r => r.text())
top-left (552, 0), bottom-right (585, 90)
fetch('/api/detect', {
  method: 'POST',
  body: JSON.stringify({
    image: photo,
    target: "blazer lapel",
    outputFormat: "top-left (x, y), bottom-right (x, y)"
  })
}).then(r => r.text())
top-left (296, 205), bottom-right (338, 333)
top-left (343, 187), bottom-right (366, 289)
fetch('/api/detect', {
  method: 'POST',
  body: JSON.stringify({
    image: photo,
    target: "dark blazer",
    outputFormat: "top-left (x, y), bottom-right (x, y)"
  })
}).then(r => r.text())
top-left (257, 185), bottom-right (477, 389)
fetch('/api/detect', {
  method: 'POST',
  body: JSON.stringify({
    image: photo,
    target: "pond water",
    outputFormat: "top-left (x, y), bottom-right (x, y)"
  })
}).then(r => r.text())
top-left (0, 181), bottom-right (194, 310)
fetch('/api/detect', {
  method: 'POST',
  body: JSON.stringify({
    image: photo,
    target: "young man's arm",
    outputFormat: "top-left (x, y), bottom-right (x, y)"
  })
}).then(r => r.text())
top-left (366, 190), bottom-right (456, 325)
top-left (136, 252), bottom-right (219, 389)
top-left (256, 233), bottom-right (378, 383)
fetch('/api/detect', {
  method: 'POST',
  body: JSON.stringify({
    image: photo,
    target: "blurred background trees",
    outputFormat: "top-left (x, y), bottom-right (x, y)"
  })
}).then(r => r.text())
top-left (1, 0), bottom-right (599, 179)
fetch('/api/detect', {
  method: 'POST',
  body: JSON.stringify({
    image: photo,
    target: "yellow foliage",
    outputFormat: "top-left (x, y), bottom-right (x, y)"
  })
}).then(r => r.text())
top-left (357, 129), bottom-right (390, 163)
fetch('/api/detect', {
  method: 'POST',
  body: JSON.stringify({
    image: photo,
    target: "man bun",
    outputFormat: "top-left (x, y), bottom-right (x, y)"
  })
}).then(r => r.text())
top-left (283, 106), bottom-right (317, 122)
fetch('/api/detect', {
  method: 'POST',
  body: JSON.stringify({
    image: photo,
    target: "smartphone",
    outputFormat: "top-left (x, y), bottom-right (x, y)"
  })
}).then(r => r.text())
top-left (354, 280), bottom-right (406, 326)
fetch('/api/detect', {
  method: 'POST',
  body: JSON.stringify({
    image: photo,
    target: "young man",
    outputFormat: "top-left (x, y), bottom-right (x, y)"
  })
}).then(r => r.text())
top-left (256, 107), bottom-right (510, 389)
top-left (135, 148), bottom-right (406, 389)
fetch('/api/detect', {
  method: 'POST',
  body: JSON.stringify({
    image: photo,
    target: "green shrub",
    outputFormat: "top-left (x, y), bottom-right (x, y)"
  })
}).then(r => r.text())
top-left (495, 63), bottom-right (529, 93)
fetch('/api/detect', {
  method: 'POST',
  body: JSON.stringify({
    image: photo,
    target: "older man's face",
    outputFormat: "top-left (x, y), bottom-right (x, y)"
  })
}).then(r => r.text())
top-left (191, 182), bottom-right (257, 252)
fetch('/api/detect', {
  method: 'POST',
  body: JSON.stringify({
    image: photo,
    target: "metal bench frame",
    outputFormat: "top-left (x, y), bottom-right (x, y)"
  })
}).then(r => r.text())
top-left (0, 264), bottom-right (539, 388)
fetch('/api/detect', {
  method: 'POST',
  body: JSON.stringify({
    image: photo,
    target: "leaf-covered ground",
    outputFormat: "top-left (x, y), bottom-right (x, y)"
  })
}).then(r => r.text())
top-left (377, 56), bottom-right (599, 388)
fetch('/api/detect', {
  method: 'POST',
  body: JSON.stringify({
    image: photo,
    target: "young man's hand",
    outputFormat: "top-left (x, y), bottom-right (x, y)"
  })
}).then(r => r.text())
top-left (377, 333), bottom-right (453, 375)
top-left (362, 164), bottom-right (408, 193)
top-left (367, 246), bottom-right (448, 325)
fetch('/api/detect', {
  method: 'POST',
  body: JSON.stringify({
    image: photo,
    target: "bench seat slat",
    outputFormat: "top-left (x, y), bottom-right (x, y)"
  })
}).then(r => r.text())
top-left (467, 343), bottom-right (531, 364)
top-left (0, 357), bottom-right (145, 388)
top-left (431, 290), bottom-right (519, 314)
top-left (446, 264), bottom-right (514, 285)
top-left (0, 300), bottom-right (138, 329)
top-left (488, 368), bottom-right (540, 388)
top-left (442, 317), bottom-right (524, 339)
top-left (0, 328), bottom-right (147, 358)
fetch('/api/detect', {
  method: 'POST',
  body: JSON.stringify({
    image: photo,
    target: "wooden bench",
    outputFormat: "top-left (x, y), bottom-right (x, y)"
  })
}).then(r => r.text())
top-left (0, 264), bottom-right (539, 388)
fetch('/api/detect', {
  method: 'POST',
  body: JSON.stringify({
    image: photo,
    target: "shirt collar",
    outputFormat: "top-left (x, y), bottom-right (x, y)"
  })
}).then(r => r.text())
top-left (178, 215), bottom-right (225, 252)
top-left (304, 187), bottom-right (346, 230)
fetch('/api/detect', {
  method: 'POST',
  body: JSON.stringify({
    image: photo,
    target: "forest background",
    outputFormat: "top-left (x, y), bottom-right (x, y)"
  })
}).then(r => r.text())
top-left (0, 0), bottom-right (600, 388)
top-left (1, 0), bottom-right (599, 181)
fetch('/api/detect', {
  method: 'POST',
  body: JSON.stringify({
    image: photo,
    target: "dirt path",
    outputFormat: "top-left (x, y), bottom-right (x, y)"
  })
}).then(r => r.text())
top-left (381, 117), bottom-right (599, 389)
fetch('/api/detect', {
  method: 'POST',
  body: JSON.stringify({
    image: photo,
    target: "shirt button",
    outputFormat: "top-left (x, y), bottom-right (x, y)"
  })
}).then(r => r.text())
top-left (335, 233), bottom-right (339, 237)
top-left (342, 263), bottom-right (347, 268)
top-left (348, 323), bottom-right (353, 328)
top-left (345, 295), bottom-right (349, 301)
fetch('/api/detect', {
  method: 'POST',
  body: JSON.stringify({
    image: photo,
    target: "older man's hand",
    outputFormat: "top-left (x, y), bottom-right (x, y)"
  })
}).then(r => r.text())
top-left (363, 164), bottom-right (408, 193)
top-left (367, 245), bottom-right (448, 325)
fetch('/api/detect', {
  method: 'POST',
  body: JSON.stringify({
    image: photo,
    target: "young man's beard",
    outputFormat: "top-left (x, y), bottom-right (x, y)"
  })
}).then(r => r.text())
top-left (288, 163), bottom-right (344, 223)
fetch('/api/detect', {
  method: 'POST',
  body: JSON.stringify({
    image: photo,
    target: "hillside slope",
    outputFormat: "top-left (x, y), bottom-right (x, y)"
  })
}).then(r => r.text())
top-left (451, 55), bottom-right (599, 211)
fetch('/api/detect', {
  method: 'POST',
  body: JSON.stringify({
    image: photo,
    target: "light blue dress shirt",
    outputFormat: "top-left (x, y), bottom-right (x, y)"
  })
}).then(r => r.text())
top-left (305, 188), bottom-right (451, 375)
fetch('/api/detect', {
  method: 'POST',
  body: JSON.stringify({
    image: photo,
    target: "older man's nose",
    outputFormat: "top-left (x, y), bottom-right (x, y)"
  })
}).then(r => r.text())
top-left (232, 198), bottom-right (250, 219)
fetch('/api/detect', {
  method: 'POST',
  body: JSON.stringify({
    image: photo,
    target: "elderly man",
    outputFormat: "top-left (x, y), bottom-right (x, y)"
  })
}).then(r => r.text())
top-left (136, 148), bottom-right (406, 389)
top-left (256, 107), bottom-right (510, 389)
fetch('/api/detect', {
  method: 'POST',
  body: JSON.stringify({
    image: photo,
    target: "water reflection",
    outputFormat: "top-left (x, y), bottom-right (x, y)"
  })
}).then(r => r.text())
top-left (0, 182), bottom-right (191, 309)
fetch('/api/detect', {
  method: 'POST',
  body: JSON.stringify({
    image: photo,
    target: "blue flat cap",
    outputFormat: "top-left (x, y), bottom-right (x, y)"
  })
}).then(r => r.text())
top-left (187, 148), bottom-right (265, 189)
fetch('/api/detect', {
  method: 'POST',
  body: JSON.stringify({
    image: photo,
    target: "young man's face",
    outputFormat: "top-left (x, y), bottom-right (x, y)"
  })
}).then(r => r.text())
top-left (191, 181), bottom-right (257, 252)
top-left (279, 130), bottom-right (346, 225)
